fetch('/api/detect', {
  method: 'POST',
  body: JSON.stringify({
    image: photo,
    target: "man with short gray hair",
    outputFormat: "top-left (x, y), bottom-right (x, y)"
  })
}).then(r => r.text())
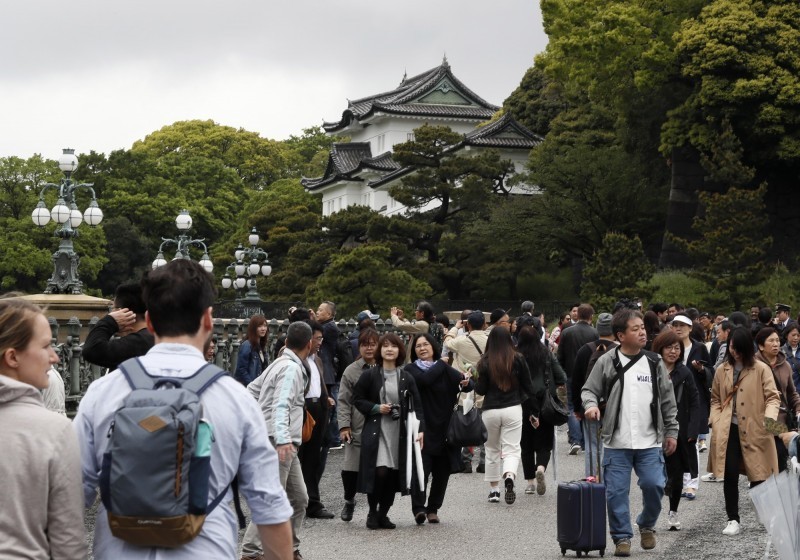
top-left (242, 321), bottom-right (313, 560)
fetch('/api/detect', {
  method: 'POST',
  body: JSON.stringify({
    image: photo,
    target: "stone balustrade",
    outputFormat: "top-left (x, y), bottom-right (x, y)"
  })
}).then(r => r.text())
top-left (49, 316), bottom-right (413, 415)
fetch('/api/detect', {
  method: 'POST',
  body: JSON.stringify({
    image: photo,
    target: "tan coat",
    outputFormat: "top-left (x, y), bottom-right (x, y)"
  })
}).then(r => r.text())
top-left (707, 361), bottom-right (781, 481)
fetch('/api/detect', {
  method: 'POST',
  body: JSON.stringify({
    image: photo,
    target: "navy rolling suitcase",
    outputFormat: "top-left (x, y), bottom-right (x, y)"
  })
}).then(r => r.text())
top-left (557, 421), bottom-right (606, 557)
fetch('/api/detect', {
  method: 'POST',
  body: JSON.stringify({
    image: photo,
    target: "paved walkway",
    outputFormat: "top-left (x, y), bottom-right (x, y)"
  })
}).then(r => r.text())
top-left (296, 427), bottom-right (777, 560)
top-left (84, 427), bottom-right (779, 559)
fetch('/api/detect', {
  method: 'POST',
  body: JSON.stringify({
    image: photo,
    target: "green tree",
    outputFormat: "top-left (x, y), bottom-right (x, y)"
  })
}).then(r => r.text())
top-left (525, 108), bottom-right (669, 258)
top-left (503, 65), bottom-right (566, 137)
top-left (669, 184), bottom-right (772, 310)
top-left (387, 124), bottom-right (515, 297)
top-left (581, 232), bottom-right (655, 312)
top-left (309, 244), bottom-right (431, 318)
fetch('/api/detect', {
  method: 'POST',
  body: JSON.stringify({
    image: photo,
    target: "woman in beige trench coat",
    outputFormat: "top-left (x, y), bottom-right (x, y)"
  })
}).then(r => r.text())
top-left (707, 327), bottom-right (781, 537)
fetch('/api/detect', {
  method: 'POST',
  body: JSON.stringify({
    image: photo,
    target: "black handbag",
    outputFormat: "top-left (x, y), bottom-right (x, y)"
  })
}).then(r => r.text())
top-left (446, 405), bottom-right (488, 447)
top-left (539, 359), bottom-right (569, 426)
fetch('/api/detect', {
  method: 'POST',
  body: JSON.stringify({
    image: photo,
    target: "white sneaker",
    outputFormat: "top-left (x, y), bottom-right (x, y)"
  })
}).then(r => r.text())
top-left (701, 473), bottom-right (723, 483)
top-left (569, 443), bottom-right (581, 455)
top-left (668, 511), bottom-right (681, 531)
top-left (722, 520), bottom-right (741, 536)
top-left (698, 440), bottom-right (708, 453)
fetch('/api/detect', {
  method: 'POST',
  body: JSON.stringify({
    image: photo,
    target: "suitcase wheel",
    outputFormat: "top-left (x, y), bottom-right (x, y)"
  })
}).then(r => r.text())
top-left (561, 549), bottom-right (566, 556)
top-left (575, 552), bottom-right (582, 558)
top-left (600, 550), bottom-right (605, 557)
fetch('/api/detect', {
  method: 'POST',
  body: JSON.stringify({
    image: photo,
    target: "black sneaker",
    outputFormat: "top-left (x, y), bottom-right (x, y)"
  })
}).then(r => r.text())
top-left (378, 515), bottom-right (396, 529)
top-left (341, 500), bottom-right (355, 522)
top-left (462, 463), bottom-right (473, 474)
top-left (488, 490), bottom-right (501, 503)
top-left (366, 513), bottom-right (379, 530)
top-left (476, 464), bottom-right (485, 473)
top-left (504, 477), bottom-right (516, 504)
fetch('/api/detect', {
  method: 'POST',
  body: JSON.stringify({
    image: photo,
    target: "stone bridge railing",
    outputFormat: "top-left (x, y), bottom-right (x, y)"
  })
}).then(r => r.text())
top-left (49, 316), bottom-right (412, 415)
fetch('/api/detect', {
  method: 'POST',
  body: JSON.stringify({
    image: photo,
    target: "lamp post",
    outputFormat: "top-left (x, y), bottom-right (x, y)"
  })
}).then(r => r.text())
top-left (31, 148), bottom-right (104, 294)
top-left (151, 210), bottom-right (213, 272)
top-left (221, 227), bottom-right (272, 302)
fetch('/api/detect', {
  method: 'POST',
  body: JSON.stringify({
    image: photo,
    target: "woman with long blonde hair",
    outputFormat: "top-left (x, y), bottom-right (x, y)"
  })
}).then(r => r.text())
top-left (0, 298), bottom-right (86, 558)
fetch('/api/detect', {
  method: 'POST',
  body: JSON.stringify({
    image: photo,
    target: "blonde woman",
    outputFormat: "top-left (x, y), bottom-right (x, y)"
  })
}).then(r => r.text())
top-left (0, 298), bottom-right (86, 558)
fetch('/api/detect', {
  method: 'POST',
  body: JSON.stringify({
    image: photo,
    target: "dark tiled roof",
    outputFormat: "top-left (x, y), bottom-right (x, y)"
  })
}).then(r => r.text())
top-left (301, 143), bottom-right (401, 191)
top-left (323, 60), bottom-right (500, 132)
top-left (463, 113), bottom-right (543, 149)
top-left (306, 114), bottom-right (540, 192)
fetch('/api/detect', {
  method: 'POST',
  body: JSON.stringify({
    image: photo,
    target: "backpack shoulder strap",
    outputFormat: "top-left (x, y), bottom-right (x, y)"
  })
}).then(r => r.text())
top-left (119, 358), bottom-right (156, 391)
top-left (180, 363), bottom-right (229, 395)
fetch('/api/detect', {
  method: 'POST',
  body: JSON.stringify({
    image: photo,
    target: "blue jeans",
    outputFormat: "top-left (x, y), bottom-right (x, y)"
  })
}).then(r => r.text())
top-left (603, 447), bottom-right (665, 542)
top-left (583, 419), bottom-right (603, 478)
top-left (566, 382), bottom-right (584, 448)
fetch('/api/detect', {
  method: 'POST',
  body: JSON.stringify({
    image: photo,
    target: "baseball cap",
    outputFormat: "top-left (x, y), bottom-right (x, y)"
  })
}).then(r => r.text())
top-left (356, 309), bottom-right (380, 322)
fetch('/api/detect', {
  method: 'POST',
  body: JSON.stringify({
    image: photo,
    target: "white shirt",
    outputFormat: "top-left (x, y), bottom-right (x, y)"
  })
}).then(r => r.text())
top-left (607, 353), bottom-right (660, 450)
top-left (307, 355), bottom-right (322, 398)
top-left (74, 343), bottom-right (293, 559)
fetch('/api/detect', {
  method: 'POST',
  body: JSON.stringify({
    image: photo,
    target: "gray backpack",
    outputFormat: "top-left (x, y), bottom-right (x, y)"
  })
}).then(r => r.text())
top-left (100, 358), bottom-right (236, 548)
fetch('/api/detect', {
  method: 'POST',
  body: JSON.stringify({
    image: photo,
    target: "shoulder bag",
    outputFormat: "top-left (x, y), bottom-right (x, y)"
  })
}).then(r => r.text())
top-left (539, 356), bottom-right (569, 426)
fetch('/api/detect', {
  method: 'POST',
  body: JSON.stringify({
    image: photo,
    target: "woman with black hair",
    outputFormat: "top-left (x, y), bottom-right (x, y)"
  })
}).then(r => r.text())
top-left (354, 333), bottom-right (425, 530)
top-left (707, 327), bottom-right (781, 536)
top-left (234, 314), bottom-right (269, 386)
top-left (643, 310), bottom-right (661, 351)
top-left (406, 333), bottom-right (472, 524)
top-left (474, 327), bottom-right (536, 504)
top-left (652, 330), bottom-right (702, 531)
top-left (516, 324), bottom-right (567, 496)
top-left (755, 327), bottom-right (800, 468)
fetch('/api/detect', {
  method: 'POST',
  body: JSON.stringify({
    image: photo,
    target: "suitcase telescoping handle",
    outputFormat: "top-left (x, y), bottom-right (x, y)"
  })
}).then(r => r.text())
top-left (585, 418), bottom-right (602, 484)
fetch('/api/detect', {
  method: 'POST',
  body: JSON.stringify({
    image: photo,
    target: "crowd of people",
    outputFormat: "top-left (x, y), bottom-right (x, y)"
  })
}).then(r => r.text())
top-left (2, 271), bottom-right (800, 560)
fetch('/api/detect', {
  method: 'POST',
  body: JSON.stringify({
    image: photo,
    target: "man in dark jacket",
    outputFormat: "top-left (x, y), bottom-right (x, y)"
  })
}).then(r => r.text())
top-left (316, 301), bottom-right (343, 448)
top-left (558, 303), bottom-right (597, 454)
top-left (82, 282), bottom-right (154, 371)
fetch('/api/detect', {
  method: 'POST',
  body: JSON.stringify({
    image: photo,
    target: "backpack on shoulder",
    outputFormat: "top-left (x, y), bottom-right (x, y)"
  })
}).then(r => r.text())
top-left (334, 334), bottom-right (354, 378)
top-left (100, 358), bottom-right (242, 548)
top-left (428, 321), bottom-right (445, 346)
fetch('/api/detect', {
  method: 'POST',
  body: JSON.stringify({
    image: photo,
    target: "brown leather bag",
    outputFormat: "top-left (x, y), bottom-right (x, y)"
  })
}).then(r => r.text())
top-left (302, 409), bottom-right (315, 443)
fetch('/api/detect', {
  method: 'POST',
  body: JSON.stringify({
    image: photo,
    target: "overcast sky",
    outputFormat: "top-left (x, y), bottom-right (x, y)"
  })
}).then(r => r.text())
top-left (1, 1), bottom-right (547, 160)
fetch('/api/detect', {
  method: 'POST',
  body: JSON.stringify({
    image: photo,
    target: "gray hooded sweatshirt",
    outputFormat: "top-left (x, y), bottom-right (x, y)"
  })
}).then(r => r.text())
top-left (0, 375), bottom-right (87, 559)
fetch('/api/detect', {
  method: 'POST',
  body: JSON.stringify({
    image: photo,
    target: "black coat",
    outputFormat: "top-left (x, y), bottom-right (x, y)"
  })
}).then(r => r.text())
top-left (319, 319), bottom-right (340, 385)
top-left (670, 363), bottom-right (702, 441)
top-left (353, 366), bottom-right (426, 495)
top-left (558, 322), bottom-right (599, 379)
top-left (686, 341), bottom-right (713, 418)
top-left (404, 360), bottom-right (472, 456)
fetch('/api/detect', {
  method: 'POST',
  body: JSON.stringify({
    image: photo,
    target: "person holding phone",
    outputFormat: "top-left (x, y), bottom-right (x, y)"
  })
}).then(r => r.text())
top-left (670, 314), bottom-right (712, 499)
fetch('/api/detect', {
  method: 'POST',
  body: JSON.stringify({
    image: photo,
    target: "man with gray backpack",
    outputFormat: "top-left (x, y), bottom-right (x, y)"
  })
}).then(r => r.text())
top-left (74, 259), bottom-right (293, 559)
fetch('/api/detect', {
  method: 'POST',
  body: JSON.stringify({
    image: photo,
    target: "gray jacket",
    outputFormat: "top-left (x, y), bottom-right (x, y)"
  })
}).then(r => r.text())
top-left (581, 348), bottom-right (679, 446)
top-left (248, 349), bottom-right (307, 446)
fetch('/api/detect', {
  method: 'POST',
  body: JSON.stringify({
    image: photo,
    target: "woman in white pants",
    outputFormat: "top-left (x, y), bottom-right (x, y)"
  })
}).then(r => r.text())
top-left (475, 327), bottom-right (536, 504)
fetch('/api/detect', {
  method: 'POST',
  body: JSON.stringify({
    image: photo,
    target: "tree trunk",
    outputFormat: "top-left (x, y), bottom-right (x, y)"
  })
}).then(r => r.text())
top-left (658, 146), bottom-right (705, 268)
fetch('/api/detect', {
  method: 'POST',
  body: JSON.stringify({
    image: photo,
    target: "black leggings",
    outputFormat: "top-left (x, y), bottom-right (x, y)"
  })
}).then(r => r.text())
top-left (723, 423), bottom-right (763, 522)
top-left (341, 470), bottom-right (358, 501)
top-left (367, 467), bottom-right (398, 516)
top-left (521, 417), bottom-right (554, 480)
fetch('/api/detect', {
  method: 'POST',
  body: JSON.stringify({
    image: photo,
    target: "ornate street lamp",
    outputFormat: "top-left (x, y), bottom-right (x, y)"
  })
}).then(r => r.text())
top-left (221, 227), bottom-right (272, 302)
top-left (151, 210), bottom-right (213, 272)
top-left (31, 148), bottom-right (104, 294)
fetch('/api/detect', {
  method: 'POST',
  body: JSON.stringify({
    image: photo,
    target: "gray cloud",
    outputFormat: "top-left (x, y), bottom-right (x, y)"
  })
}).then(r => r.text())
top-left (0, 0), bottom-right (546, 158)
